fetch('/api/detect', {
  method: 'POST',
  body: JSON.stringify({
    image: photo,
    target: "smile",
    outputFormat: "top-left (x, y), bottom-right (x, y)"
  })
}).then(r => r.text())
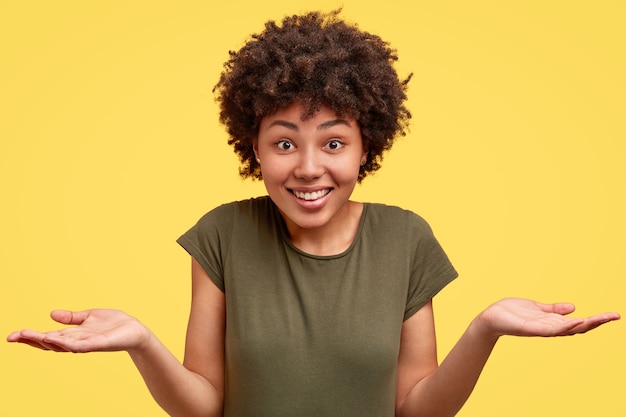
top-left (291, 189), bottom-right (332, 201)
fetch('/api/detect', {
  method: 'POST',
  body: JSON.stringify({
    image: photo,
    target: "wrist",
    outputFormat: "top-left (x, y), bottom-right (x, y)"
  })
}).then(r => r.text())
top-left (469, 310), bottom-right (502, 345)
top-left (125, 319), bottom-right (154, 355)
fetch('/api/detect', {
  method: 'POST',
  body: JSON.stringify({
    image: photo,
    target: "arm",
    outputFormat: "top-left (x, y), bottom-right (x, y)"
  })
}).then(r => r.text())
top-left (395, 298), bottom-right (620, 417)
top-left (127, 257), bottom-right (225, 417)
top-left (7, 257), bottom-right (226, 417)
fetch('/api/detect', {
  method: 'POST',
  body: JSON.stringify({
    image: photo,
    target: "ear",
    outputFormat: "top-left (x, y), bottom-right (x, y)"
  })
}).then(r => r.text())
top-left (253, 140), bottom-right (260, 161)
top-left (360, 143), bottom-right (369, 166)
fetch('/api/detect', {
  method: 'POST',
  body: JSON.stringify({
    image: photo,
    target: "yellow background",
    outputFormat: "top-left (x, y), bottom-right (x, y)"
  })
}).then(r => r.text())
top-left (1, 1), bottom-right (624, 416)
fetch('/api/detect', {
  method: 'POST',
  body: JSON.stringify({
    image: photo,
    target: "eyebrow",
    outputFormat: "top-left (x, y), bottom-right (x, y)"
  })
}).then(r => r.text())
top-left (318, 119), bottom-right (350, 130)
top-left (268, 119), bottom-right (350, 131)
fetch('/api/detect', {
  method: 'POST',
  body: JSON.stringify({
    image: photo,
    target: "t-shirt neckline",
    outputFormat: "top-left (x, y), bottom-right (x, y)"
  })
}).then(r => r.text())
top-left (272, 200), bottom-right (369, 260)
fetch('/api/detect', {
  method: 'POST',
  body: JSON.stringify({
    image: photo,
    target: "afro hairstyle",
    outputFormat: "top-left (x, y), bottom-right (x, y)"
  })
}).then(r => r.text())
top-left (214, 9), bottom-right (412, 181)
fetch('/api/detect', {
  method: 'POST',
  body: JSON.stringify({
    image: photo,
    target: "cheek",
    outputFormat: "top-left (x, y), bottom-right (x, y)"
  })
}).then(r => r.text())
top-left (260, 159), bottom-right (289, 183)
top-left (331, 160), bottom-right (362, 183)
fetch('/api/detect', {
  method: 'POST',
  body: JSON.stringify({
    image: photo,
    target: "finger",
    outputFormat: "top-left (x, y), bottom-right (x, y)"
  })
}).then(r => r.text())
top-left (534, 301), bottom-right (576, 316)
top-left (7, 331), bottom-right (22, 342)
top-left (554, 318), bottom-right (585, 336)
top-left (50, 310), bottom-right (91, 325)
top-left (15, 338), bottom-right (52, 350)
top-left (12, 329), bottom-right (48, 340)
top-left (43, 334), bottom-right (99, 353)
top-left (605, 312), bottom-right (621, 321)
top-left (8, 329), bottom-right (87, 352)
top-left (7, 330), bottom-right (56, 351)
top-left (18, 331), bottom-right (82, 352)
top-left (40, 336), bottom-right (80, 352)
top-left (38, 339), bottom-right (72, 352)
top-left (565, 312), bottom-right (621, 335)
top-left (6, 332), bottom-right (51, 350)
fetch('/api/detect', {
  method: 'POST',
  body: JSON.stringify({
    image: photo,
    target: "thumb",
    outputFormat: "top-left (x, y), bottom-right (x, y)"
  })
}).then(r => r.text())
top-left (533, 301), bottom-right (576, 316)
top-left (50, 309), bottom-right (91, 325)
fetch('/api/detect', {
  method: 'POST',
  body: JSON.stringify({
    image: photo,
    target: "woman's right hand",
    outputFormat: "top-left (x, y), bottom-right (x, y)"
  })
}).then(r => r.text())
top-left (6, 309), bottom-right (151, 353)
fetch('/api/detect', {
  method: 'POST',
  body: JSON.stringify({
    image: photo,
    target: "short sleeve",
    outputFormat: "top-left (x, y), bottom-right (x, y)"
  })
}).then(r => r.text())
top-left (404, 213), bottom-right (458, 320)
top-left (176, 204), bottom-right (235, 292)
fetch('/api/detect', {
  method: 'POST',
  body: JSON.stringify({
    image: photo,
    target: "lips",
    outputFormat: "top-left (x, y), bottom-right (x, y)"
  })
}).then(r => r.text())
top-left (290, 188), bottom-right (332, 201)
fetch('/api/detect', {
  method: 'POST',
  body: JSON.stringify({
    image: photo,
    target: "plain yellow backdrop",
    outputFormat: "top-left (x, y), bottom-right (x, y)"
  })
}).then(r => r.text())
top-left (1, 1), bottom-right (624, 416)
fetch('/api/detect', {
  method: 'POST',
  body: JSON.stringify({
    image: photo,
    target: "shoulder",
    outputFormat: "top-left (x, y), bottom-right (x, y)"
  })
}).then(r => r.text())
top-left (364, 203), bottom-right (433, 234)
top-left (361, 203), bottom-right (443, 257)
top-left (193, 196), bottom-right (274, 227)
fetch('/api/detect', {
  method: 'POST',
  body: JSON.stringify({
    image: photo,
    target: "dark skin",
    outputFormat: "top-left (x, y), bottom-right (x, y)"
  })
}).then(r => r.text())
top-left (7, 102), bottom-right (621, 417)
top-left (6, 11), bottom-right (622, 417)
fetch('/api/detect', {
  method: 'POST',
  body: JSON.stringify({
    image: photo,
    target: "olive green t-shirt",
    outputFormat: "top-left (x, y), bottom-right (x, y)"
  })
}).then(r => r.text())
top-left (177, 196), bottom-right (457, 417)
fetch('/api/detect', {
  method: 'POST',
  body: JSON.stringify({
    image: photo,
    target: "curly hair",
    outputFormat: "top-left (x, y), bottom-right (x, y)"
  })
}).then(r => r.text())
top-left (214, 9), bottom-right (412, 182)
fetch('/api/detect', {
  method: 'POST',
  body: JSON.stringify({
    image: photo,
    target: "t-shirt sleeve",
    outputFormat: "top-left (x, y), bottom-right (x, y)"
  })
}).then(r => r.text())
top-left (176, 204), bottom-right (235, 292)
top-left (404, 213), bottom-right (458, 320)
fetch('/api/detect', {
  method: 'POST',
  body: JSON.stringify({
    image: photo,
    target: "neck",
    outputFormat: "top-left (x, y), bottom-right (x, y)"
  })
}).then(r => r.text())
top-left (283, 201), bottom-right (364, 256)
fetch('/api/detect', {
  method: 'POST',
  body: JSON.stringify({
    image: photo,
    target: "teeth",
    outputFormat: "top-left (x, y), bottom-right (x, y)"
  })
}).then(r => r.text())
top-left (293, 189), bottom-right (330, 201)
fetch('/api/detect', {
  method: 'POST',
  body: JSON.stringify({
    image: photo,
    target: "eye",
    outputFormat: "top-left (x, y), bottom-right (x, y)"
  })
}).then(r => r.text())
top-left (276, 139), bottom-right (294, 151)
top-left (325, 139), bottom-right (344, 151)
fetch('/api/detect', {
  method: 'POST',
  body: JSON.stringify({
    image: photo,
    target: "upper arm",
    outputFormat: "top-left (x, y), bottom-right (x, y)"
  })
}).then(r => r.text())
top-left (183, 257), bottom-right (226, 397)
top-left (396, 300), bottom-right (439, 414)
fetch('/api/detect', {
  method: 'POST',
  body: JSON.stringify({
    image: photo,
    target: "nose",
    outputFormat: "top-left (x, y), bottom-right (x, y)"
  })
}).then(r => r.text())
top-left (293, 149), bottom-right (324, 180)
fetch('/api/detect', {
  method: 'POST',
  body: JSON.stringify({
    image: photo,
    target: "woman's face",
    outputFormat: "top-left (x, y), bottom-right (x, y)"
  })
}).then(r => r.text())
top-left (254, 102), bottom-right (367, 235)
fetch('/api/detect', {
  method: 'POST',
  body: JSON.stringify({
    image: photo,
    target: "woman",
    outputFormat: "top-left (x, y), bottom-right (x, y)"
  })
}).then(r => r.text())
top-left (7, 10), bottom-right (619, 417)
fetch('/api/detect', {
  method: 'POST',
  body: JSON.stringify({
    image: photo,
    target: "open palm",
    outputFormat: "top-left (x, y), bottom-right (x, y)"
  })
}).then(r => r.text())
top-left (7, 309), bottom-right (150, 353)
top-left (478, 298), bottom-right (620, 338)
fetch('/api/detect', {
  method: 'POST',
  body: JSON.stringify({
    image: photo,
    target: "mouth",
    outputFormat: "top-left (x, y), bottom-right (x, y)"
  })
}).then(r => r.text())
top-left (290, 188), bottom-right (332, 201)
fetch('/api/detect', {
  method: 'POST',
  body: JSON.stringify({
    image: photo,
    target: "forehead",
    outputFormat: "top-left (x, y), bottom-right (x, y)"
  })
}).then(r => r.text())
top-left (260, 102), bottom-right (356, 128)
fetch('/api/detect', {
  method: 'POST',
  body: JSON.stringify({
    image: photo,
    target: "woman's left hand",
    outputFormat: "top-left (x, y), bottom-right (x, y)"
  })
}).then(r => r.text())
top-left (474, 298), bottom-right (620, 339)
